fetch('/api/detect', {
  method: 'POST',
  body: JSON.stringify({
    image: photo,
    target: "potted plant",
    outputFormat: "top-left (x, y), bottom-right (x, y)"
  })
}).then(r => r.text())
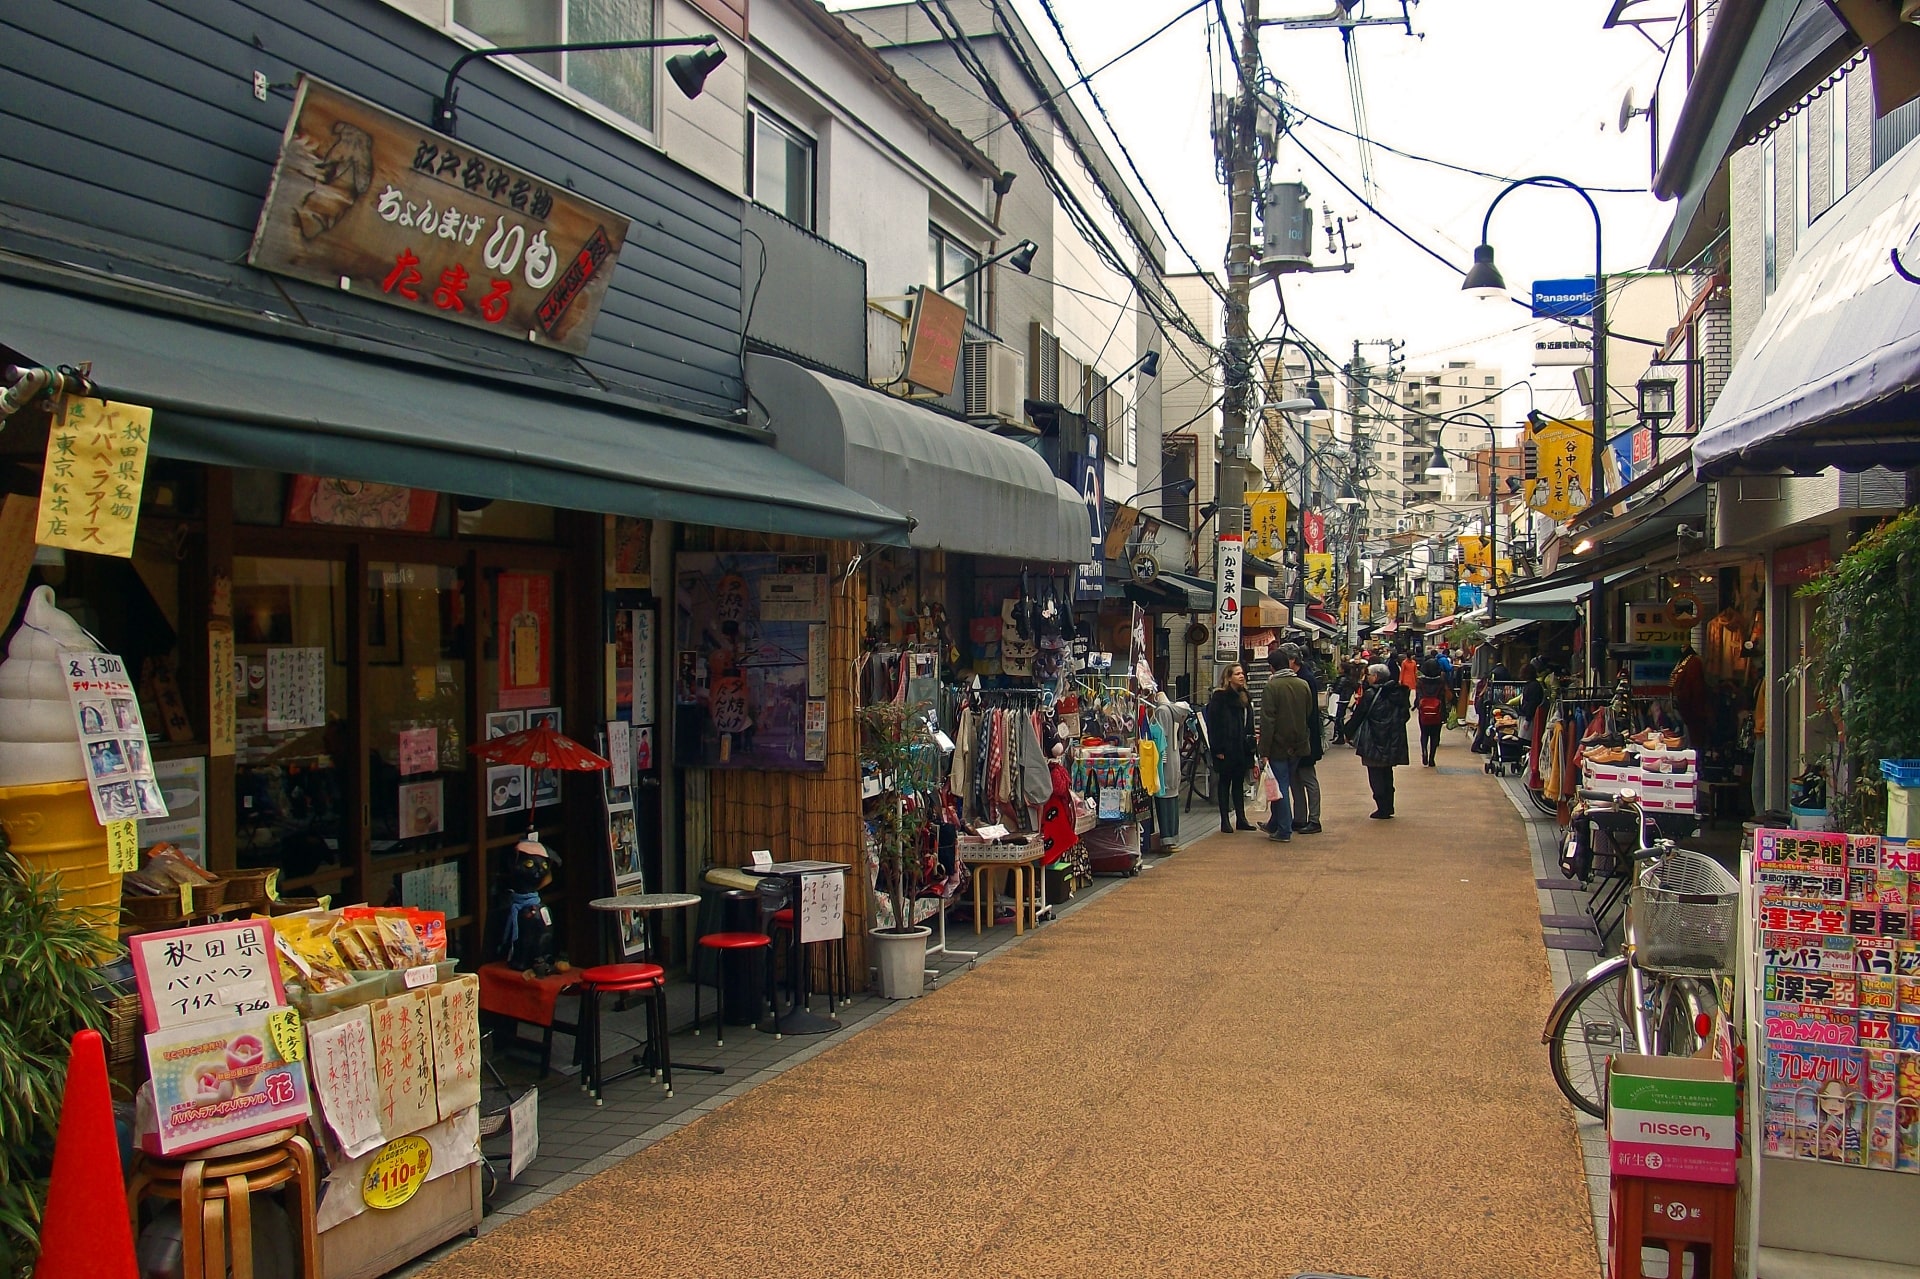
top-left (0, 828), bottom-right (116, 1277)
top-left (859, 700), bottom-right (936, 998)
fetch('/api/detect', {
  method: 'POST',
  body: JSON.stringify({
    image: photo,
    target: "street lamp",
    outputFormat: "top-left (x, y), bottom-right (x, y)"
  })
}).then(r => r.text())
top-left (433, 35), bottom-right (726, 134)
top-left (1464, 174), bottom-right (1605, 666)
top-left (938, 239), bottom-right (1038, 294)
top-left (1420, 411), bottom-right (1501, 623)
top-left (1116, 350), bottom-right (1161, 380)
top-left (1636, 368), bottom-right (1678, 459)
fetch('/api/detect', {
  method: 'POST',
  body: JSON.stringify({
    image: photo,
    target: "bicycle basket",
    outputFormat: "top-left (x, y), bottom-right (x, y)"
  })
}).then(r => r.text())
top-left (1633, 849), bottom-right (1741, 972)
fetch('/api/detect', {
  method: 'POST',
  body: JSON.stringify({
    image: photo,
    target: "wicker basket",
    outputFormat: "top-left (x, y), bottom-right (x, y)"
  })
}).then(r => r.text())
top-left (269, 896), bottom-right (323, 916)
top-left (185, 878), bottom-right (227, 914)
top-left (123, 893), bottom-right (183, 924)
top-left (223, 869), bottom-right (273, 910)
top-left (105, 992), bottom-right (142, 1071)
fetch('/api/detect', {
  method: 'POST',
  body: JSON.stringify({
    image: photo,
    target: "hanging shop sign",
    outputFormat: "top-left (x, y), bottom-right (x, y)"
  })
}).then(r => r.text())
top-left (1531, 278), bottom-right (1597, 319)
top-left (248, 77), bottom-right (632, 355)
top-left (902, 287), bottom-right (967, 396)
top-left (36, 397), bottom-right (152, 559)
top-left (1213, 534), bottom-right (1242, 662)
top-left (1523, 417), bottom-right (1595, 522)
top-left (1103, 502), bottom-right (1141, 560)
top-left (1303, 552), bottom-right (1334, 596)
top-left (1246, 492), bottom-right (1288, 560)
top-left (1773, 538), bottom-right (1833, 587)
top-left (1302, 510), bottom-right (1326, 554)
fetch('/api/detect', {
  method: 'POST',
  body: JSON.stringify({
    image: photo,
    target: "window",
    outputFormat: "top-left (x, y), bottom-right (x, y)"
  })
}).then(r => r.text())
top-left (747, 102), bottom-right (815, 230)
top-left (453, 0), bottom-right (656, 133)
top-left (1763, 135), bottom-right (1778, 297)
top-left (928, 228), bottom-right (983, 323)
top-left (1484, 376), bottom-right (1496, 386)
top-left (1829, 88), bottom-right (1848, 209)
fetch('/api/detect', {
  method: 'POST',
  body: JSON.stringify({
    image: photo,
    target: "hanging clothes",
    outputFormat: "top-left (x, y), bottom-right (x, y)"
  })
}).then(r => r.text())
top-left (1040, 757), bottom-right (1077, 866)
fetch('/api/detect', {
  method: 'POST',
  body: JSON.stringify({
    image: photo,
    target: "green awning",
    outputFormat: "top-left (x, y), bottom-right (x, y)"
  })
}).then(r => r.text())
top-left (0, 279), bottom-right (911, 544)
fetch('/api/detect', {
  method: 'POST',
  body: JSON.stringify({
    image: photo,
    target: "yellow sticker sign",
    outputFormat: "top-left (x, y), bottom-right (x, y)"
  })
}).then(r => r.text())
top-left (105, 819), bottom-right (140, 873)
top-left (362, 1135), bottom-right (433, 1210)
top-left (267, 1007), bottom-right (304, 1064)
top-left (35, 397), bottom-right (152, 558)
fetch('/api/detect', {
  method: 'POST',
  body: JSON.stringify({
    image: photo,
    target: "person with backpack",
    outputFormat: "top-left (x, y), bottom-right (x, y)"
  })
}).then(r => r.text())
top-left (1415, 657), bottom-right (1449, 767)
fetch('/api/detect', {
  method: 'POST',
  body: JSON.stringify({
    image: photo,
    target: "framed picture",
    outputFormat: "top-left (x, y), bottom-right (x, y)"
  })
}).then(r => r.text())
top-left (286, 476), bottom-right (438, 532)
top-left (607, 806), bottom-right (642, 887)
top-left (484, 710), bottom-right (525, 741)
top-left (617, 906), bottom-right (647, 957)
top-left (397, 779), bottom-right (444, 840)
top-left (485, 764), bottom-right (526, 817)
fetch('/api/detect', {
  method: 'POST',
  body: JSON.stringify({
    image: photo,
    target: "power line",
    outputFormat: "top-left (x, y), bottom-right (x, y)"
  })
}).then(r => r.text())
top-left (1286, 101), bottom-right (1650, 194)
top-left (973, 1), bottom-right (1210, 143)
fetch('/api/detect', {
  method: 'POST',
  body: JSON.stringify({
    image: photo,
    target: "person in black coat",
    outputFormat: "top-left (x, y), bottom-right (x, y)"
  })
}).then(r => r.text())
top-left (1351, 661), bottom-right (1411, 819)
top-left (1204, 663), bottom-right (1258, 832)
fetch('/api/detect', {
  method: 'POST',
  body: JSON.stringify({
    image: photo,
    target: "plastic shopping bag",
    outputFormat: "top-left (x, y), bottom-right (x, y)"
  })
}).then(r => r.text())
top-left (1260, 762), bottom-right (1282, 803)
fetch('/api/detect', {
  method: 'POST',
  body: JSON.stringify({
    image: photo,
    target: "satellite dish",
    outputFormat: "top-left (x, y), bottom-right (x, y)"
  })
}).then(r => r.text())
top-left (1618, 88), bottom-right (1652, 133)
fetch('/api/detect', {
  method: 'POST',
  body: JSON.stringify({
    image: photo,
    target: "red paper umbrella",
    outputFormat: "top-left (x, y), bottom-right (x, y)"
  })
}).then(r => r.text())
top-left (469, 725), bottom-right (611, 772)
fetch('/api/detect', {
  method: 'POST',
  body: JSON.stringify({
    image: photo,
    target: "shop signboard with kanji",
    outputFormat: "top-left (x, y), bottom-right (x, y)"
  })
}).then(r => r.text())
top-left (248, 77), bottom-right (632, 355)
top-left (1213, 534), bottom-right (1242, 663)
top-left (1523, 417), bottom-right (1594, 522)
top-left (131, 918), bottom-right (285, 1031)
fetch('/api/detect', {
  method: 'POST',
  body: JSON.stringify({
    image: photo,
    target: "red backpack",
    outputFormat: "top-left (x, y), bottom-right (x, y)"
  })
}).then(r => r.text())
top-left (1417, 692), bottom-right (1445, 727)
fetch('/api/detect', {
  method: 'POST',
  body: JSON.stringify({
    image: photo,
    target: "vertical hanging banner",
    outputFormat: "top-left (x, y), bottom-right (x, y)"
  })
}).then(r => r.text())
top-left (1302, 509), bottom-right (1326, 554)
top-left (1245, 492), bottom-right (1288, 559)
top-left (1524, 417), bottom-right (1595, 521)
top-left (1304, 552), bottom-right (1334, 596)
top-left (207, 623), bottom-right (235, 757)
top-left (497, 573), bottom-right (552, 710)
top-left (1213, 534), bottom-right (1243, 663)
top-left (36, 398), bottom-right (152, 558)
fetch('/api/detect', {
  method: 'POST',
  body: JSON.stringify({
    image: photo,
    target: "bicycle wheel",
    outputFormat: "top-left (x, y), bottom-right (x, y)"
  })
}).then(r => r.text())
top-left (1652, 975), bottom-right (1716, 1058)
top-left (1529, 785), bottom-right (1559, 817)
top-left (1184, 749), bottom-right (1213, 810)
top-left (1546, 959), bottom-right (1641, 1118)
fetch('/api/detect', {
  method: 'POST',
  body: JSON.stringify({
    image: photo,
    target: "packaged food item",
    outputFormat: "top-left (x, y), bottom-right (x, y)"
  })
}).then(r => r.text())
top-left (142, 846), bottom-right (219, 887)
top-left (329, 918), bottom-right (382, 971)
top-left (408, 910), bottom-right (448, 962)
top-left (374, 912), bottom-right (425, 968)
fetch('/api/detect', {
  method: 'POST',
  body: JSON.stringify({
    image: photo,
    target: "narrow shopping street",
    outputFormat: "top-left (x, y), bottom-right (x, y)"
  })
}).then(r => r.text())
top-left (424, 737), bottom-right (1593, 1279)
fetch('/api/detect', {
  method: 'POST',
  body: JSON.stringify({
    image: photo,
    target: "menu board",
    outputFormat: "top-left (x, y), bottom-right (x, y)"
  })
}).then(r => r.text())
top-left (59, 648), bottom-right (167, 823)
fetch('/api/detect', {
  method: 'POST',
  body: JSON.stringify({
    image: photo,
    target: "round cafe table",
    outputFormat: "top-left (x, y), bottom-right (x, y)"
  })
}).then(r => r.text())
top-left (586, 892), bottom-right (718, 1076)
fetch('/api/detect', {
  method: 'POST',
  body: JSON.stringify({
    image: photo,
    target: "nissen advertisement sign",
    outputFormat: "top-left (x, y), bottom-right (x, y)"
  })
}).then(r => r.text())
top-left (1531, 278), bottom-right (1597, 319)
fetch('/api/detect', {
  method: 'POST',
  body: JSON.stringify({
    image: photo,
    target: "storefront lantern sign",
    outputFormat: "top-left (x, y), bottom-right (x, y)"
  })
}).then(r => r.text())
top-left (248, 77), bottom-right (631, 355)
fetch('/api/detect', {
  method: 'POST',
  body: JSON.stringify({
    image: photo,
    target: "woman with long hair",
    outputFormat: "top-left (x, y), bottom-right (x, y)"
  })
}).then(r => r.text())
top-left (1415, 657), bottom-right (1449, 767)
top-left (1204, 663), bottom-right (1258, 833)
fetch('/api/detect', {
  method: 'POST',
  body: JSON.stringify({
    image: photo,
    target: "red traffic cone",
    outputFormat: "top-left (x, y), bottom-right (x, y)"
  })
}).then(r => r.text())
top-left (33, 1028), bottom-right (137, 1279)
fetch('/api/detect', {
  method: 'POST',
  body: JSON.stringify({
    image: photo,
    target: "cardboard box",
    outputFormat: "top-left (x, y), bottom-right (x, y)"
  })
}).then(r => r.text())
top-left (1608, 1054), bottom-right (1737, 1184)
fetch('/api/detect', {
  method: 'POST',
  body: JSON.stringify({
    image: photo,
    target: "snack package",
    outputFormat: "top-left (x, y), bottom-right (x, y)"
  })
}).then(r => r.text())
top-left (142, 846), bottom-right (219, 887)
top-left (329, 918), bottom-right (382, 971)
top-left (408, 910), bottom-right (448, 963)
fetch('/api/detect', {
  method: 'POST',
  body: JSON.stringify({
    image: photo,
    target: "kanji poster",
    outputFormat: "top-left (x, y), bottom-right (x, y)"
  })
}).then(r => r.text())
top-left (307, 1006), bottom-right (386, 1158)
top-left (497, 572), bottom-right (552, 710)
top-left (369, 989), bottom-right (438, 1139)
top-left (673, 553), bottom-right (825, 771)
top-left (35, 397), bottom-right (151, 558)
top-left (428, 974), bottom-right (481, 1121)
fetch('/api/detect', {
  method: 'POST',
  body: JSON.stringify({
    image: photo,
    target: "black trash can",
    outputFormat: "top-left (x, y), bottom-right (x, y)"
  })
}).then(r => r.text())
top-left (717, 888), bottom-right (765, 1025)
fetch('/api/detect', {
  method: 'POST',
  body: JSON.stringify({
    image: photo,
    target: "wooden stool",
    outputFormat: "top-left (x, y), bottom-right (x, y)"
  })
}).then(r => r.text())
top-left (1608, 1175), bottom-right (1734, 1279)
top-left (128, 1128), bottom-right (321, 1279)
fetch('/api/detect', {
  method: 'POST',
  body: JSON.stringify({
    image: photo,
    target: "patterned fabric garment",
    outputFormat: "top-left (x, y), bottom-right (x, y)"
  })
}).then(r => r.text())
top-left (1040, 760), bottom-right (1076, 866)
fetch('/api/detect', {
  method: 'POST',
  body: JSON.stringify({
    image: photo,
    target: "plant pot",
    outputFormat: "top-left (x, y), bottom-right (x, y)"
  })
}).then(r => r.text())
top-left (869, 925), bottom-right (930, 1000)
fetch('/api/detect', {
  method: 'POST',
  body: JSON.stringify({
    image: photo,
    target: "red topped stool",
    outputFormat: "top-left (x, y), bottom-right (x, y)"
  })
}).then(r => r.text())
top-left (577, 962), bottom-right (669, 1103)
top-left (693, 931), bottom-right (774, 1046)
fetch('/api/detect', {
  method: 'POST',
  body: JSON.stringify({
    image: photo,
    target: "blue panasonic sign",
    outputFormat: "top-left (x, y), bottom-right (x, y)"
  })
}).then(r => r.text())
top-left (1531, 277), bottom-right (1597, 319)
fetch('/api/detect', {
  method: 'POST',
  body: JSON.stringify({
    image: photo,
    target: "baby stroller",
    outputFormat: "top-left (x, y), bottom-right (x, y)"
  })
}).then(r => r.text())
top-left (1483, 706), bottom-right (1529, 776)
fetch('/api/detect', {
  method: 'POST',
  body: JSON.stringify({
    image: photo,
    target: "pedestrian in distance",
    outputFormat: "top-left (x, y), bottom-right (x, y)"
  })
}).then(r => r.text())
top-left (1329, 659), bottom-right (1361, 745)
top-left (1415, 657), bottom-right (1448, 767)
top-left (1203, 663), bottom-right (1258, 833)
top-left (1257, 646), bottom-right (1314, 842)
top-left (1287, 645), bottom-right (1324, 833)
top-left (1351, 661), bottom-right (1411, 819)
top-left (1398, 650), bottom-right (1419, 691)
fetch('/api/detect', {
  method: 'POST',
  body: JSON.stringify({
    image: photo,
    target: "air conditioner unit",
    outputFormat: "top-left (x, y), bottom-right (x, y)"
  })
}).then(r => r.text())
top-left (964, 341), bottom-right (1027, 425)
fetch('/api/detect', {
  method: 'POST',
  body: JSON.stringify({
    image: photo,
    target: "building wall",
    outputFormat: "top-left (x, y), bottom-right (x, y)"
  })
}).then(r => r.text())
top-left (660, 0), bottom-right (750, 192)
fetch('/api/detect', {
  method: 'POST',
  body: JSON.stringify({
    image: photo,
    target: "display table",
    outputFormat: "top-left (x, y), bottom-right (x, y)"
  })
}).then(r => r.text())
top-left (963, 839), bottom-right (1045, 935)
top-left (320, 1161), bottom-right (481, 1279)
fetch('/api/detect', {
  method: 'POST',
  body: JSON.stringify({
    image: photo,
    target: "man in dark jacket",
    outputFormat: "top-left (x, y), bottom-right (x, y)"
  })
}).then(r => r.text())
top-left (1258, 646), bottom-right (1314, 842)
top-left (1288, 646), bottom-right (1324, 833)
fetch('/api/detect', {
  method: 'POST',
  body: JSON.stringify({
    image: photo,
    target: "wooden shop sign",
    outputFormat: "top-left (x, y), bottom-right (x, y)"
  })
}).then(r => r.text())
top-left (248, 77), bottom-right (631, 355)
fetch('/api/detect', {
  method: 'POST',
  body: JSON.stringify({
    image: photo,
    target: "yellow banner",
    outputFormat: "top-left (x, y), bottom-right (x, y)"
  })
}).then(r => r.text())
top-left (1524, 417), bottom-right (1594, 522)
top-left (1246, 492), bottom-right (1288, 559)
top-left (1458, 535), bottom-right (1490, 568)
top-left (36, 397), bottom-right (152, 558)
top-left (1413, 594), bottom-right (1429, 618)
top-left (1440, 587), bottom-right (1458, 616)
top-left (1304, 552), bottom-right (1334, 595)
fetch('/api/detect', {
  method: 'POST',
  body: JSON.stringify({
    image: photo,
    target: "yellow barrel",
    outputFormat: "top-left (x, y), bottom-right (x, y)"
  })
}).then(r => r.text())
top-left (0, 779), bottom-right (120, 951)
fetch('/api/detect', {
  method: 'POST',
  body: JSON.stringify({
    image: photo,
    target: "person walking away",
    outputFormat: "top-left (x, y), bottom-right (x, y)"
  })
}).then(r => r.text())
top-left (1204, 664), bottom-right (1257, 833)
top-left (1258, 649), bottom-right (1313, 842)
top-left (1287, 645), bottom-right (1325, 832)
top-left (1399, 651), bottom-right (1419, 691)
top-left (1352, 662), bottom-right (1410, 818)
top-left (1415, 658), bottom-right (1448, 767)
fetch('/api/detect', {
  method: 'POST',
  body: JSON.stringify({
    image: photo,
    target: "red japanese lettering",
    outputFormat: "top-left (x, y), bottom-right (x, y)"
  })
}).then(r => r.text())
top-left (382, 248), bottom-right (423, 301)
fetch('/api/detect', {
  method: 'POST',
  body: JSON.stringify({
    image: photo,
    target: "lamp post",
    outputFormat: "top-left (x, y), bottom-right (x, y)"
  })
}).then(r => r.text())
top-left (1463, 175), bottom-right (1606, 671)
top-left (1421, 411), bottom-right (1499, 623)
top-left (434, 36), bottom-right (727, 134)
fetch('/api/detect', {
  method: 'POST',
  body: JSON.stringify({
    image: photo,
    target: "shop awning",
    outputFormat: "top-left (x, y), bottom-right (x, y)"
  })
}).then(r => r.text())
top-left (1495, 579), bottom-right (1591, 622)
top-left (1104, 570), bottom-right (1213, 612)
top-left (0, 279), bottom-right (912, 544)
top-left (1694, 131), bottom-right (1920, 478)
top-left (749, 355), bottom-right (1089, 564)
top-left (1480, 617), bottom-right (1539, 642)
top-left (1244, 588), bottom-right (1289, 629)
top-left (1424, 614), bottom-right (1457, 632)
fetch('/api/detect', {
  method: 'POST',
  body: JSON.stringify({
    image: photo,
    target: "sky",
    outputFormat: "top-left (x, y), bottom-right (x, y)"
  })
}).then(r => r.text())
top-left (840, 0), bottom-right (1688, 426)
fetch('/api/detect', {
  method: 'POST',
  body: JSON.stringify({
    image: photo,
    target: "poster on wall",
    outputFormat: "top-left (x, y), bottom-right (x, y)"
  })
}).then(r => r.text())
top-left (605, 516), bottom-right (652, 589)
top-left (496, 573), bottom-right (552, 710)
top-left (285, 477), bottom-right (437, 532)
top-left (612, 607), bottom-right (655, 726)
top-left (674, 553), bottom-right (827, 770)
top-left (60, 649), bottom-right (168, 823)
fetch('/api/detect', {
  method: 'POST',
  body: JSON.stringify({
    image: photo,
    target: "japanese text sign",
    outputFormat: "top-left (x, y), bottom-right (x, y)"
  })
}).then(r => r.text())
top-left (1214, 534), bottom-right (1242, 662)
top-left (36, 397), bottom-right (151, 558)
top-left (248, 77), bottom-right (631, 355)
top-left (428, 975), bottom-right (481, 1122)
top-left (61, 648), bottom-right (167, 825)
top-left (1304, 552), bottom-right (1334, 596)
top-left (1246, 492), bottom-right (1287, 559)
top-left (902, 287), bottom-right (966, 396)
top-left (307, 1006), bottom-right (386, 1159)
top-left (1523, 417), bottom-right (1594, 522)
top-left (369, 989), bottom-right (438, 1139)
top-left (132, 919), bottom-right (285, 1033)
top-left (799, 871), bottom-right (846, 944)
top-left (1302, 509), bottom-right (1326, 554)
top-left (143, 1010), bottom-right (310, 1156)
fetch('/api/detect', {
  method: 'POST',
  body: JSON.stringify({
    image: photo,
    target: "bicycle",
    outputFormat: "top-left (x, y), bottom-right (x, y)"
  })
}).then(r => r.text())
top-left (1541, 789), bottom-right (1739, 1118)
top-left (1177, 707), bottom-right (1212, 812)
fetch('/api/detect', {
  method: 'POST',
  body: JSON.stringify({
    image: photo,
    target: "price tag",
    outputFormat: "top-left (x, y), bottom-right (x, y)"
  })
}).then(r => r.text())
top-left (179, 881), bottom-right (194, 916)
top-left (403, 963), bottom-right (438, 990)
top-left (105, 819), bottom-right (140, 873)
top-left (267, 1007), bottom-right (304, 1063)
top-left (362, 1135), bottom-right (433, 1210)
top-left (265, 868), bottom-right (281, 902)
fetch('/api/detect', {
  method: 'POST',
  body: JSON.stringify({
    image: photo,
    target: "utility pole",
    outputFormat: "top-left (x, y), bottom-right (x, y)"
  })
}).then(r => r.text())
top-left (1214, 0), bottom-right (1260, 670)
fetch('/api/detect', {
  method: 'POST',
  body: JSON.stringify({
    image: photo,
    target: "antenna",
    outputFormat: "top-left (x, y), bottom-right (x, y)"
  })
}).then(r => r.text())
top-left (1617, 87), bottom-right (1651, 133)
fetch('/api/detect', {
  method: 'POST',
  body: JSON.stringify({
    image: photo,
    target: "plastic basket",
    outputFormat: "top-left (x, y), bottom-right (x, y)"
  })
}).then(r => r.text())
top-left (1632, 848), bottom-right (1740, 973)
top-left (1880, 759), bottom-right (1920, 787)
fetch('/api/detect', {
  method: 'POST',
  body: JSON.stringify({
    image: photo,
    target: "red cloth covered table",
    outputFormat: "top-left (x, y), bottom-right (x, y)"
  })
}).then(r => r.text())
top-left (478, 961), bottom-right (582, 1077)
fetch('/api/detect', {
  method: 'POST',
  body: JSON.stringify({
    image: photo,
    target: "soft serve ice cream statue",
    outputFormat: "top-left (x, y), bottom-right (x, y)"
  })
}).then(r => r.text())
top-left (0, 586), bottom-right (99, 787)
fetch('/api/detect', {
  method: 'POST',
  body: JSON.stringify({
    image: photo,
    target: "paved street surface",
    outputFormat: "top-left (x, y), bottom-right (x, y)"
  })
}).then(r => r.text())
top-left (424, 734), bottom-right (1595, 1279)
